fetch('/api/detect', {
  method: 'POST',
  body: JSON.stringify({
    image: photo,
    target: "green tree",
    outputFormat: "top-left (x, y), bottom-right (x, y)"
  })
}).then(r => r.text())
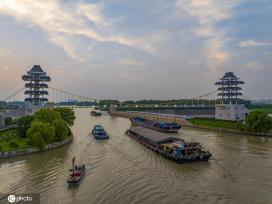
top-left (53, 119), bottom-right (69, 141)
top-left (53, 107), bottom-right (75, 126)
top-left (4, 117), bottom-right (13, 125)
top-left (17, 115), bottom-right (33, 137)
top-left (244, 111), bottom-right (272, 134)
top-left (27, 121), bottom-right (55, 150)
top-left (28, 132), bottom-right (46, 150)
top-left (34, 108), bottom-right (62, 124)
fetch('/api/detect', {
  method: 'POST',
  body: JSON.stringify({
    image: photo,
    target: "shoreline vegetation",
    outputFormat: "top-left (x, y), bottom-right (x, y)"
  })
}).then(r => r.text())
top-left (0, 108), bottom-right (75, 156)
top-left (189, 111), bottom-right (272, 136)
top-left (110, 110), bottom-right (272, 137)
top-left (0, 135), bottom-right (73, 159)
top-left (188, 118), bottom-right (241, 130)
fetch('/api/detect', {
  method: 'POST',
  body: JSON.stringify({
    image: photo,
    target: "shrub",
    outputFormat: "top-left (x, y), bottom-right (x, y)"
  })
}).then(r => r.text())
top-left (244, 111), bottom-right (272, 134)
top-left (17, 115), bottom-right (34, 137)
top-left (4, 117), bottom-right (13, 125)
top-left (9, 140), bottom-right (19, 148)
top-left (26, 140), bottom-right (32, 146)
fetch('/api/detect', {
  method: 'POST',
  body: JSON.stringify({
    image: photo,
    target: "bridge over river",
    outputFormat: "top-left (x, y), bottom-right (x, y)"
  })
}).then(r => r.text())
top-left (1, 108), bottom-right (272, 204)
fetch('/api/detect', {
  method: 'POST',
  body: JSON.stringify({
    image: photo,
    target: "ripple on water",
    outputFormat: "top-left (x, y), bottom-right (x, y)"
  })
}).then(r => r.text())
top-left (2, 108), bottom-right (272, 204)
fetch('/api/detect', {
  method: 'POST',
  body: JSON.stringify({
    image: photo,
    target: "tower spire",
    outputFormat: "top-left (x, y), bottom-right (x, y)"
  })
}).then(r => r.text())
top-left (22, 65), bottom-right (51, 106)
top-left (215, 72), bottom-right (244, 104)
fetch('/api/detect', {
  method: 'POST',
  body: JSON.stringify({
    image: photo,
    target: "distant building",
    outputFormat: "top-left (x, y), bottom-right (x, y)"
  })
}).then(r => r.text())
top-left (109, 104), bottom-right (117, 113)
top-left (215, 72), bottom-right (249, 121)
top-left (22, 65), bottom-right (51, 106)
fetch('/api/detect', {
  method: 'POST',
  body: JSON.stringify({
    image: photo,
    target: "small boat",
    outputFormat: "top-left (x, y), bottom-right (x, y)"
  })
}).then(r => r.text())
top-left (90, 110), bottom-right (102, 116)
top-left (92, 125), bottom-right (109, 139)
top-left (126, 126), bottom-right (211, 163)
top-left (130, 117), bottom-right (181, 133)
top-left (67, 157), bottom-right (86, 184)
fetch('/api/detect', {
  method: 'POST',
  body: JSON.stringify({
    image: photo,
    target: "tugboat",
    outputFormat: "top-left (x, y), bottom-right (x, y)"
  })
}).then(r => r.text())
top-left (130, 117), bottom-right (181, 133)
top-left (92, 125), bottom-right (109, 139)
top-left (126, 126), bottom-right (211, 163)
top-left (90, 111), bottom-right (102, 116)
top-left (67, 157), bottom-right (86, 184)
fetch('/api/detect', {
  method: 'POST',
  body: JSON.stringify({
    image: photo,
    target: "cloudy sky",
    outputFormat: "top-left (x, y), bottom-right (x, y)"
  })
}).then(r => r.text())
top-left (0, 0), bottom-right (271, 101)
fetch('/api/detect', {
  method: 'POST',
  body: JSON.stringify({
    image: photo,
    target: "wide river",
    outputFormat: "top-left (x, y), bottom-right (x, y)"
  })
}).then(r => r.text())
top-left (1, 108), bottom-right (272, 204)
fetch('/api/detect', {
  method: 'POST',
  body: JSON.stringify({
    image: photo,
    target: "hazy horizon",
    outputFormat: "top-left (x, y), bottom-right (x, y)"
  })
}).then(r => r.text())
top-left (1, 0), bottom-right (272, 101)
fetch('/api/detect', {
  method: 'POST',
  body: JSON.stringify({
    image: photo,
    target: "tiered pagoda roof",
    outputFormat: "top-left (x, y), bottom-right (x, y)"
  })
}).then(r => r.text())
top-left (215, 72), bottom-right (244, 104)
top-left (22, 65), bottom-right (50, 105)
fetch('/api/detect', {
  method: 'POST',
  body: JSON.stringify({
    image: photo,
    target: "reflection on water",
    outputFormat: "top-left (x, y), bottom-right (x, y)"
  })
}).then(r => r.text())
top-left (1, 108), bottom-right (272, 204)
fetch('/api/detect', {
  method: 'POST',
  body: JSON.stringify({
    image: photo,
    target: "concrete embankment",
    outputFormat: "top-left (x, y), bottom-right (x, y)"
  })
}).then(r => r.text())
top-left (0, 135), bottom-right (73, 159)
top-left (110, 111), bottom-right (272, 137)
top-left (110, 111), bottom-right (193, 126)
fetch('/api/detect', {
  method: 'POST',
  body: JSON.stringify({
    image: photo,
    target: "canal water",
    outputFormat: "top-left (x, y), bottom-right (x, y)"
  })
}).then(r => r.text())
top-left (1, 108), bottom-right (272, 204)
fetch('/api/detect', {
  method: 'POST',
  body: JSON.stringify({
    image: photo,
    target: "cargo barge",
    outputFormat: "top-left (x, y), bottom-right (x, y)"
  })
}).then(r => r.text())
top-left (126, 126), bottom-right (211, 163)
top-left (91, 111), bottom-right (102, 116)
top-left (92, 125), bottom-right (109, 139)
top-left (130, 117), bottom-right (181, 133)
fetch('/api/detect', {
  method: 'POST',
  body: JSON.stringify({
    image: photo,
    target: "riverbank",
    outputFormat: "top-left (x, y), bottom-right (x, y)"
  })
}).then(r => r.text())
top-left (110, 111), bottom-right (272, 137)
top-left (249, 104), bottom-right (272, 114)
top-left (188, 118), bottom-right (272, 136)
top-left (188, 118), bottom-right (240, 130)
top-left (0, 128), bottom-right (30, 152)
top-left (189, 124), bottom-right (272, 137)
top-left (0, 134), bottom-right (73, 159)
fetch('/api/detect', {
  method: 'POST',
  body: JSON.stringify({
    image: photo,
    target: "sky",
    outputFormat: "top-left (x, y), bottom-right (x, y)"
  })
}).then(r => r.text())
top-left (0, 0), bottom-right (271, 101)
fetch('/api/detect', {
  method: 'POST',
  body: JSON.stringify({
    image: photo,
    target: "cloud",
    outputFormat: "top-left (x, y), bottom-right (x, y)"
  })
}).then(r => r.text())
top-left (213, 52), bottom-right (229, 62)
top-left (78, 4), bottom-right (112, 28)
top-left (1, 65), bottom-right (9, 70)
top-left (48, 33), bottom-right (86, 62)
top-left (0, 0), bottom-right (153, 62)
top-left (239, 39), bottom-right (272, 47)
top-left (118, 58), bottom-right (145, 66)
top-left (175, 0), bottom-right (240, 74)
top-left (245, 61), bottom-right (263, 70)
top-left (0, 47), bottom-right (8, 57)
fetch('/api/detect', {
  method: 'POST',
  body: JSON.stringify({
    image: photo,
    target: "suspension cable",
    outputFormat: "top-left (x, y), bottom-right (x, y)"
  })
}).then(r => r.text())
top-left (48, 85), bottom-right (97, 102)
top-left (190, 90), bottom-right (218, 100)
top-left (2, 87), bottom-right (25, 101)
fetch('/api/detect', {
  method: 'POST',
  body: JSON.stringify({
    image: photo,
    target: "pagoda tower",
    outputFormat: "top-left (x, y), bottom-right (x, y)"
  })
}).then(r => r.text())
top-left (214, 72), bottom-right (248, 121)
top-left (215, 72), bottom-right (244, 104)
top-left (22, 65), bottom-right (50, 106)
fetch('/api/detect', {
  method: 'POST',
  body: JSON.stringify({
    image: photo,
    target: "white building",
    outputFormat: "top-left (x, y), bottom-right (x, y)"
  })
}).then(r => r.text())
top-left (215, 104), bottom-right (249, 121)
top-left (215, 72), bottom-right (249, 121)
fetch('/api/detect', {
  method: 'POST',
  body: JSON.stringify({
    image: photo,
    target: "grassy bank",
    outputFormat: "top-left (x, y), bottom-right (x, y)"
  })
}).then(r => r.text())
top-left (188, 118), bottom-right (241, 130)
top-left (0, 128), bottom-right (31, 152)
top-left (0, 108), bottom-right (76, 153)
top-left (250, 107), bottom-right (272, 114)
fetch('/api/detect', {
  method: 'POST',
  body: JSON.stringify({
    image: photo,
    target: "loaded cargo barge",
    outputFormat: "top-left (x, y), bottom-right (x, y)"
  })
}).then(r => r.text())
top-left (130, 117), bottom-right (181, 133)
top-left (126, 126), bottom-right (211, 163)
